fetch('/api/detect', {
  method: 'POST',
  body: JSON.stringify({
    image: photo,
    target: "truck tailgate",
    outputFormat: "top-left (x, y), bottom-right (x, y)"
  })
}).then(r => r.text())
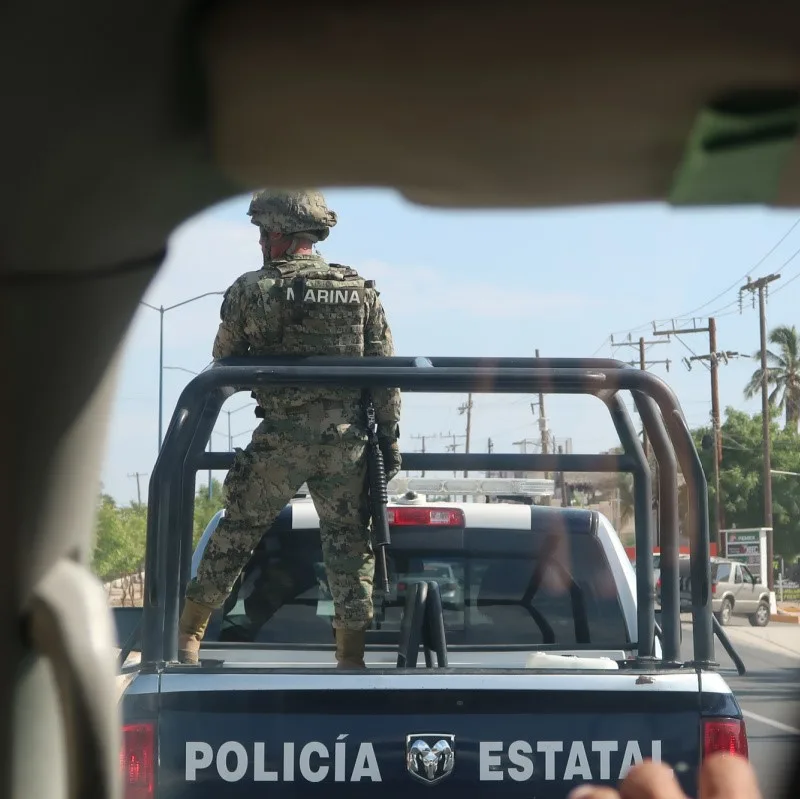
top-left (139, 670), bottom-right (742, 798)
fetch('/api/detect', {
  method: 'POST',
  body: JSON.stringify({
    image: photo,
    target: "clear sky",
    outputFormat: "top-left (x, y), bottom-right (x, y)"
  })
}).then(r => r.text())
top-left (99, 188), bottom-right (800, 503)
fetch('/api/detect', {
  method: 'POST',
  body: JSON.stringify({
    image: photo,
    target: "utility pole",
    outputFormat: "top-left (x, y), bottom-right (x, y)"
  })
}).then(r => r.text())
top-left (534, 348), bottom-right (549, 455)
top-left (530, 348), bottom-right (551, 492)
top-left (127, 472), bottom-right (147, 506)
top-left (458, 393), bottom-right (474, 478)
top-left (611, 334), bottom-right (670, 457)
top-left (512, 438), bottom-right (539, 486)
top-left (443, 432), bottom-right (466, 478)
top-left (666, 317), bottom-right (740, 552)
top-left (486, 437), bottom-right (494, 478)
top-left (411, 433), bottom-right (436, 477)
top-left (513, 438), bottom-right (539, 456)
top-left (740, 273), bottom-right (781, 590)
top-left (558, 445), bottom-right (569, 507)
top-left (654, 319), bottom-right (713, 551)
top-left (222, 403), bottom-right (258, 452)
top-left (709, 316), bottom-right (720, 470)
top-left (686, 340), bottom-right (741, 552)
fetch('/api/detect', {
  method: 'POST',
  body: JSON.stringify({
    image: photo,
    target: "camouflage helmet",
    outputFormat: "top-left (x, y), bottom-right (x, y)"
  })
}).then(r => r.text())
top-left (247, 189), bottom-right (337, 241)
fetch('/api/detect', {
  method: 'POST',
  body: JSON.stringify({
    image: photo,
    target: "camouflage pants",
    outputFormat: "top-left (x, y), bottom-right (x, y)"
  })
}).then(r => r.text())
top-left (185, 420), bottom-right (374, 631)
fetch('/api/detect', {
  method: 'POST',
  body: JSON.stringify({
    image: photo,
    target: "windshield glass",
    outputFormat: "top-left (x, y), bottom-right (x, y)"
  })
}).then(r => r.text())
top-left (96, 168), bottom-right (800, 799)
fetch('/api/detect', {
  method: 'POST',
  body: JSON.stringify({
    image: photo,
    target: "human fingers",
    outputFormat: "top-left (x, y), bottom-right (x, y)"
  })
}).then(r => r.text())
top-left (698, 753), bottom-right (762, 799)
top-left (618, 761), bottom-right (687, 799)
top-left (566, 760), bottom-right (685, 799)
top-left (566, 784), bottom-right (623, 799)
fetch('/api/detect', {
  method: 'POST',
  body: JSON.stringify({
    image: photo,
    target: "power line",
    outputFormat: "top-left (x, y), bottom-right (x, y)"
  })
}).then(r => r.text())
top-left (610, 215), bottom-right (800, 341)
top-left (703, 244), bottom-right (800, 313)
top-left (672, 334), bottom-right (709, 369)
top-left (672, 217), bottom-right (800, 319)
top-left (590, 336), bottom-right (611, 357)
top-left (769, 245), bottom-right (800, 296)
top-left (772, 269), bottom-right (800, 296)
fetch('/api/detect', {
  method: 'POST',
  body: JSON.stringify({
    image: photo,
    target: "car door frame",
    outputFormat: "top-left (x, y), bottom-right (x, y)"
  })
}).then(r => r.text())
top-left (739, 564), bottom-right (760, 613)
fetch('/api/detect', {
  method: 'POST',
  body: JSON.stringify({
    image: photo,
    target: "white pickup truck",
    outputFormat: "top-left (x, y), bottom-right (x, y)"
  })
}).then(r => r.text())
top-left (113, 354), bottom-right (746, 799)
top-left (116, 482), bottom-right (747, 799)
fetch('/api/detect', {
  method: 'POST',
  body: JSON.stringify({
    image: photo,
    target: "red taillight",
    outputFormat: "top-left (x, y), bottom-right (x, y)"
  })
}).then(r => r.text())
top-left (387, 507), bottom-right (465, 527)
top-left (711, 581), bottom-right (717, 595)
top-left (121, 722), bottom-right (155, 798)
top-left (703, 718), bottom-right (748, 759)
top-left (396, 582), bottom-right (407, 591)
top-left (656, 577), bottom-right (662, 591)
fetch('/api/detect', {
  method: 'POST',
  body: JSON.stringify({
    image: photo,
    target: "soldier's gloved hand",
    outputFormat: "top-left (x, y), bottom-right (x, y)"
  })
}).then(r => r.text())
top-left (379, 437), bottom-right (402, 482)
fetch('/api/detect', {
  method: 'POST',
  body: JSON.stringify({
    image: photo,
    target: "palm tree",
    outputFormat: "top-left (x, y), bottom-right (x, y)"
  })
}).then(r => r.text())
top-left (744, 323), bottom-right (800, 432)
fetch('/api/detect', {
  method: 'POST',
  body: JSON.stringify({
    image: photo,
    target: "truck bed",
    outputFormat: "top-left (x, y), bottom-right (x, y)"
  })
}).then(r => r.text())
top-left (121, 664), bottom-right (740, 798)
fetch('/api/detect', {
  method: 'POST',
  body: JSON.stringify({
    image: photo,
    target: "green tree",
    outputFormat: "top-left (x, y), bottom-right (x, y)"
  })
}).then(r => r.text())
top-left (91, 494), bottom-right (148, 604)
top-left (91, 494), bottom-right (146, 580)
top-left (693, 406), bottom-right (800, 559)
top-left (744, 324), bottom-right (800, 431)
top-left (90, 479), bottom-right (225, 581)
top-left (193, 478), bottom-right (225, 547)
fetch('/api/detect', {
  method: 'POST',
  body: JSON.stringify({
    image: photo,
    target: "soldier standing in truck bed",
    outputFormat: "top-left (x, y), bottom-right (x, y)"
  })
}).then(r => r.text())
top-left (177, 189), bottom-right (402, 668)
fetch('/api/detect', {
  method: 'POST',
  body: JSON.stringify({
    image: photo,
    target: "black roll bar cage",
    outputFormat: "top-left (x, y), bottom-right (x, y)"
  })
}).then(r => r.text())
top-left (140, 355), bottom-right (715, 670)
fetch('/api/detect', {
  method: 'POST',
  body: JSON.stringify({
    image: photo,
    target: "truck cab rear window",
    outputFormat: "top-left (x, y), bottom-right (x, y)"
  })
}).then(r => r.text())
top-left (209, 527), bottom-right (629, 648)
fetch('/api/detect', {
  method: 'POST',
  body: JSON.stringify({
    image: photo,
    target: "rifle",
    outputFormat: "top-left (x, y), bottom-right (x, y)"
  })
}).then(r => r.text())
top-left (363, 390), bottom-right (392, 594)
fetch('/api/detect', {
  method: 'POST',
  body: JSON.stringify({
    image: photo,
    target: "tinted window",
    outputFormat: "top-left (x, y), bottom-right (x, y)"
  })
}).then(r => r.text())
top-left (209, 527), bottom-right (630, 648)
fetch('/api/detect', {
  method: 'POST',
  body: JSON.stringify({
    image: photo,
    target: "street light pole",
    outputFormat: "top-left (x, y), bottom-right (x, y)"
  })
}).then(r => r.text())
top-left (224, 403), bottom-right (256, 451)
top-left (140, 291), bottom-right (225, 450)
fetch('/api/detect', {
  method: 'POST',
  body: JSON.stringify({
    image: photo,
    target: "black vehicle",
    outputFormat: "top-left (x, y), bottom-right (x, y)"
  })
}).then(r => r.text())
top-left (115, 356), bottom-right (748, 799)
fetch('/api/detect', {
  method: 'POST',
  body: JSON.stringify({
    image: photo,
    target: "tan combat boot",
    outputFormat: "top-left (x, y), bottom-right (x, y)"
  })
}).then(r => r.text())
top-left (178, 598), bottom-right (214, 664)
top-left (335, 628), bottom-right (367, 670)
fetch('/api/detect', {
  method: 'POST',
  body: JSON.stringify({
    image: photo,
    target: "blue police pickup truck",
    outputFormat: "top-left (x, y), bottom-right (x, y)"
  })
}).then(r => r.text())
top-left (114, 355), bottom-right (749, 799)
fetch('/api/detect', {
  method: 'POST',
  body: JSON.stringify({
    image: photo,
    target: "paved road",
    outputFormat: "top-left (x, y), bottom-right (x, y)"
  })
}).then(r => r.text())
top-left (680, 617), bottom-right (799, 798)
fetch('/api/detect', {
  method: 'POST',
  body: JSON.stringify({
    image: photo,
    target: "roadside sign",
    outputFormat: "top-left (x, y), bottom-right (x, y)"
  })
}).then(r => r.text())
top-left (722, 528), bottom-right (769, 587)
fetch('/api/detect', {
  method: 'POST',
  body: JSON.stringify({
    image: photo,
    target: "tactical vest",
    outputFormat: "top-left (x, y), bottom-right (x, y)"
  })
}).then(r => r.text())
top-left (256, 259), bottom-right (371, 356)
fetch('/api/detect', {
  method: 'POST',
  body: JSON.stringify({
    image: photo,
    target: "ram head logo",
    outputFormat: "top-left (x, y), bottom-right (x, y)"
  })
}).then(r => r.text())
top-left (405, 734), bottom-right (456, 784)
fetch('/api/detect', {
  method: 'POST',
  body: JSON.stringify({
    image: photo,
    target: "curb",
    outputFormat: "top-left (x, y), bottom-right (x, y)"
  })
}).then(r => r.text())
top-left (771, 613), bottom-right (800, 624)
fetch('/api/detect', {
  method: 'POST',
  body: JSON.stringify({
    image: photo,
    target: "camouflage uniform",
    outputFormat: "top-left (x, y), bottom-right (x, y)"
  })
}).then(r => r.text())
top-left (179, 189), bottom-right (401, 668)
